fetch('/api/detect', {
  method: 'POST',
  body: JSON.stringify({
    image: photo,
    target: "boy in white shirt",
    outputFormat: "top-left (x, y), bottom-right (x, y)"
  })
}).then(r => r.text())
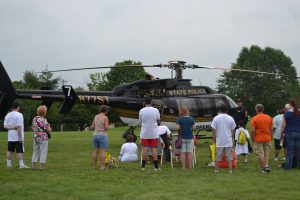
top-left (4, 102), bottom-right (29, 169)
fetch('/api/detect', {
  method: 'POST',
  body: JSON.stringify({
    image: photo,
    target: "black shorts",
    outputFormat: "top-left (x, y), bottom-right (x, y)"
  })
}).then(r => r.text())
top-left (8, 141), bottom-right (24, 153)
top-left (274, 139), bottom-right (282, 150)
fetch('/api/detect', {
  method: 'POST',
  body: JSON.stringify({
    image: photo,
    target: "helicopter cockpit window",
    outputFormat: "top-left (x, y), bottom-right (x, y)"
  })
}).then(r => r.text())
top-left (176, 98), bottom-right (216, 118)
top-left (176, 98), bottom-right (199, 117)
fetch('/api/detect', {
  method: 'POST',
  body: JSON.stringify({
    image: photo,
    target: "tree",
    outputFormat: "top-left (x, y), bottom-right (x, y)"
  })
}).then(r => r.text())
top-left (88, 60), bottom-right (147, 91)
top-left (217, 45), bottom-right (300, 116)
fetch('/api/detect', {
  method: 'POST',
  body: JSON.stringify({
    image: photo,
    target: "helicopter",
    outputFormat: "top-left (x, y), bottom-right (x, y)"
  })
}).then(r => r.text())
top-left (0, 60), bottom-right (276, 131)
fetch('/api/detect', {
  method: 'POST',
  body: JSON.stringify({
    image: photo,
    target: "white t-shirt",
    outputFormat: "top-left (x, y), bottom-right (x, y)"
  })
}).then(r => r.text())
top-left (211, 113), bottom-right (236, 147)
top-left (139, 106), bottom-right (160, 139)
top-left (157, 125), bottom-right (171, 137)
top-left (120, 142), bottom-right (138, 162)
top-left (4, 111), bottom-right (24, 141)
top-left (273, 114), bottom-right (283, 139)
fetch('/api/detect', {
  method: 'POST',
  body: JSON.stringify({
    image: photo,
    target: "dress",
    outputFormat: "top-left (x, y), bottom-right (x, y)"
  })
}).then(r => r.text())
top-left (235, 128), bottom-right (250, 155)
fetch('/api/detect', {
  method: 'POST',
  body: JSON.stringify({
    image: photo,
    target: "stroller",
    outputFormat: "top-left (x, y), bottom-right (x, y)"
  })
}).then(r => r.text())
top-left (122, 125), bottom-right (138, 143)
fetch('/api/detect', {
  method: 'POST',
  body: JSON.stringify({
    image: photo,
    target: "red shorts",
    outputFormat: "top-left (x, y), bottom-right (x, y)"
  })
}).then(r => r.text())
top-left (141, 138), bottom-right (158, 147)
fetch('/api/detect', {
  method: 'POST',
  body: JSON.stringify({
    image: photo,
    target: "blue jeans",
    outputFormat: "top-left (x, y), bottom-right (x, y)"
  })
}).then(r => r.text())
top-left (284, 132), bottom-right (300, 169)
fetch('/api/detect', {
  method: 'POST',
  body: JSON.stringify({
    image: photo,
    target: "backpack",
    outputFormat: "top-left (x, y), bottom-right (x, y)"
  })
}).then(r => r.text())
top-left (237, 129), bottom-right (247, 145)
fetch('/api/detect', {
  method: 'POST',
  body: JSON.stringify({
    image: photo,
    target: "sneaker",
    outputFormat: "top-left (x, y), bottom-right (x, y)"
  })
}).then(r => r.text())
top-left (141, 167), bottom-right (145, 171)
top-left (214, 170), bottom-right (219, 173)
top-left (261, 170), bottom-right (266, 174)
top-left (154, 168), bottom-right (160, 171)
top-left (274, 157), bottom-right (279, 162)
top-left (207, 162), bottom-right (215, 167)
top-left (229, 170), bottom-right (233, 173)
top-left (264, 166), bottom-right (272, 172)
top-left (19, 165), bottom-right (30, 169)
top-left (244, 159), bottom-right (248, 163)
top-left (282, 157), bottom-right (286, 161)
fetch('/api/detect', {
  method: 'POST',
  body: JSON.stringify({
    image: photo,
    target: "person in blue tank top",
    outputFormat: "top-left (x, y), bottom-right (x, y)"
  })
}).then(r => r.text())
top-left (280, 98), bottom-right (300, 169)
top-left (176, 107), bottom-right (196, 169)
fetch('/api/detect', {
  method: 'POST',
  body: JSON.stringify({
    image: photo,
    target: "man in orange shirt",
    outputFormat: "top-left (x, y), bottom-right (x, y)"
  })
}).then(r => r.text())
top-left (250, 104), bottom-right (273, 173)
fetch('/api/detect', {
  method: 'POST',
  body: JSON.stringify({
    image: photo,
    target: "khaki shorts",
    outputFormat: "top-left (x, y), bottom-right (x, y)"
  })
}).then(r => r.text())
top-left (253, 142), bottom-right (271, 158)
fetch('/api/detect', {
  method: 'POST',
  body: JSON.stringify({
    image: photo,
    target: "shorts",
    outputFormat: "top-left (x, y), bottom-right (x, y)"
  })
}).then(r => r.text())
top-left (274, 139), bottom-right (282, 150)
top-left (141, 138), bottom-right (158, 148)
top-left (93, 134), bottom-right (108, 149)
top-left (180, 139), bottom-right (194, 153)
top-left (253, 141), bottom-right (271, 158)
top-left (8, 141), bottom-right (24, 153)
top-left (216, 147), bottom-right (233, 161)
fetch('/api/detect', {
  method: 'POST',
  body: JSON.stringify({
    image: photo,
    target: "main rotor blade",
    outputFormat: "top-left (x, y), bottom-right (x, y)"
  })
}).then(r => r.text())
top-left (37, 64), bottom-right (164, 73)
top-left (192, 65), bottom-right (282, 76)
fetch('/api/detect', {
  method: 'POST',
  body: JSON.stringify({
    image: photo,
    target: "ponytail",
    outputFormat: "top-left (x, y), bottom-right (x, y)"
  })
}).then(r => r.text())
top-left (289, 98), bottom-right (299, 116)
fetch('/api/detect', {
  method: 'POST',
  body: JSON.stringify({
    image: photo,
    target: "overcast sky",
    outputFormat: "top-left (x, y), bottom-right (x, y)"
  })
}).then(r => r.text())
top-left (1, 0), bottom-right (299, 89)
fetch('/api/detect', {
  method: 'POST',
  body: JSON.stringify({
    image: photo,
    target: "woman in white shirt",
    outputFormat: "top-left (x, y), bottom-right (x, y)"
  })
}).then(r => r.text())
top-left (119, 134), bottom-right (138, 162)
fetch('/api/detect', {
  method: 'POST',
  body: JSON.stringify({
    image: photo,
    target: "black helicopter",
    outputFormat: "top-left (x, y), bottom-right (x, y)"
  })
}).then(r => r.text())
top-left (0, 60), bottom-right (262, 130)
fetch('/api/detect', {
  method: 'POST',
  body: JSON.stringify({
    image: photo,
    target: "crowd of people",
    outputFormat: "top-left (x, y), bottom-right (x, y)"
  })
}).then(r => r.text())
top-left (3, 97), bottom-right (300, 173)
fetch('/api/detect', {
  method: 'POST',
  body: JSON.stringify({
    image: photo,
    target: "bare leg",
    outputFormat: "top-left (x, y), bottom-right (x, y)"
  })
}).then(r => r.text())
top-left (16, 153), bottom-right (24, 161)
top-left (92, 149), bottom-right (99, 169)
top-left (228, 160), bottom-right (232, 172)
top-left (6, 151), bottom-right (12, 160)
top-left (142, 147), bottom-right (149, 161)
top-left (40, 163), bottom-right (45, 170)
top-left (32, 162), bottom-right (37, 169)
top-left (258, 155), bottom-right (266, 170)
top-left (187, 153), bottom-right (193, 168)
top-left (99, 149), bottom-right (106, 170)
top-left (180, 153), bottom-right (186, 169)
top-left (215, 160), bottom-right (219, 172)
top-left (151, 147), bottom-right (158, 161)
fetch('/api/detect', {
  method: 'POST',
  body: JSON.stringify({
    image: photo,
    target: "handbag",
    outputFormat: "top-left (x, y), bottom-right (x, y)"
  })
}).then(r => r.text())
top-left (175, 135), bottom-right (182, 148)
top-left (175, 117), bottom-right (183, 148)
top-left (46, 132), bottom-right (51, 139)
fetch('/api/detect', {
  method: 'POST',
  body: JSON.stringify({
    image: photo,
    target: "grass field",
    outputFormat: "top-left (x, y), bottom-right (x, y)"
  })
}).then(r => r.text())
top-left (0, 127), bottom-right (299, 200)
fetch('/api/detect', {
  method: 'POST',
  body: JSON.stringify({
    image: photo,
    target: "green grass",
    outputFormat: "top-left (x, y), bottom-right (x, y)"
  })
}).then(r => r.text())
top-left (0, 127), bottom-right (299, 200)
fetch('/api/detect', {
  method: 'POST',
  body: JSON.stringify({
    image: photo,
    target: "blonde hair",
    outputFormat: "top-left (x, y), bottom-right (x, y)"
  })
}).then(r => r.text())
top-left (37, 105), bottom-right (47, 117)
top-left (179, 106), bottom-right (189, 116)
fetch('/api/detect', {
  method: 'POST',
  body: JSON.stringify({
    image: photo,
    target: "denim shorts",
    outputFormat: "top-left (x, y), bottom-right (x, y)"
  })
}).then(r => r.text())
top-left (181, 139), bottom-right (194, 153)
top-left (93, 134), bottom-right (108, 149)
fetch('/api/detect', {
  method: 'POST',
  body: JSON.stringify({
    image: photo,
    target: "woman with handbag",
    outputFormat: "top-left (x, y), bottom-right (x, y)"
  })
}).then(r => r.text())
top-left (176, 107), bottom-right (196, 169)
top-left (31, 105), bottom-right (52, 170)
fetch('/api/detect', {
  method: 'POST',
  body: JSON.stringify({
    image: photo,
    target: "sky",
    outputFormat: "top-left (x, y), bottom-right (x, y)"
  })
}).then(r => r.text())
top-left (1, 0), bottom-right (300, 89)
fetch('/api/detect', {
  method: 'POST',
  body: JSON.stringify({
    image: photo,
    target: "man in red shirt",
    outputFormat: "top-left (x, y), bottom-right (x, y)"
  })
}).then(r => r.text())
top-left (250, 104), bottom-right (273, 173)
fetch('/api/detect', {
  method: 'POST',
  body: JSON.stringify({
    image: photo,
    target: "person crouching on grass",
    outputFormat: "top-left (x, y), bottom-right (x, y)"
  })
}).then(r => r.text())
top-left (91, 105), bottom-right (109, 170)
